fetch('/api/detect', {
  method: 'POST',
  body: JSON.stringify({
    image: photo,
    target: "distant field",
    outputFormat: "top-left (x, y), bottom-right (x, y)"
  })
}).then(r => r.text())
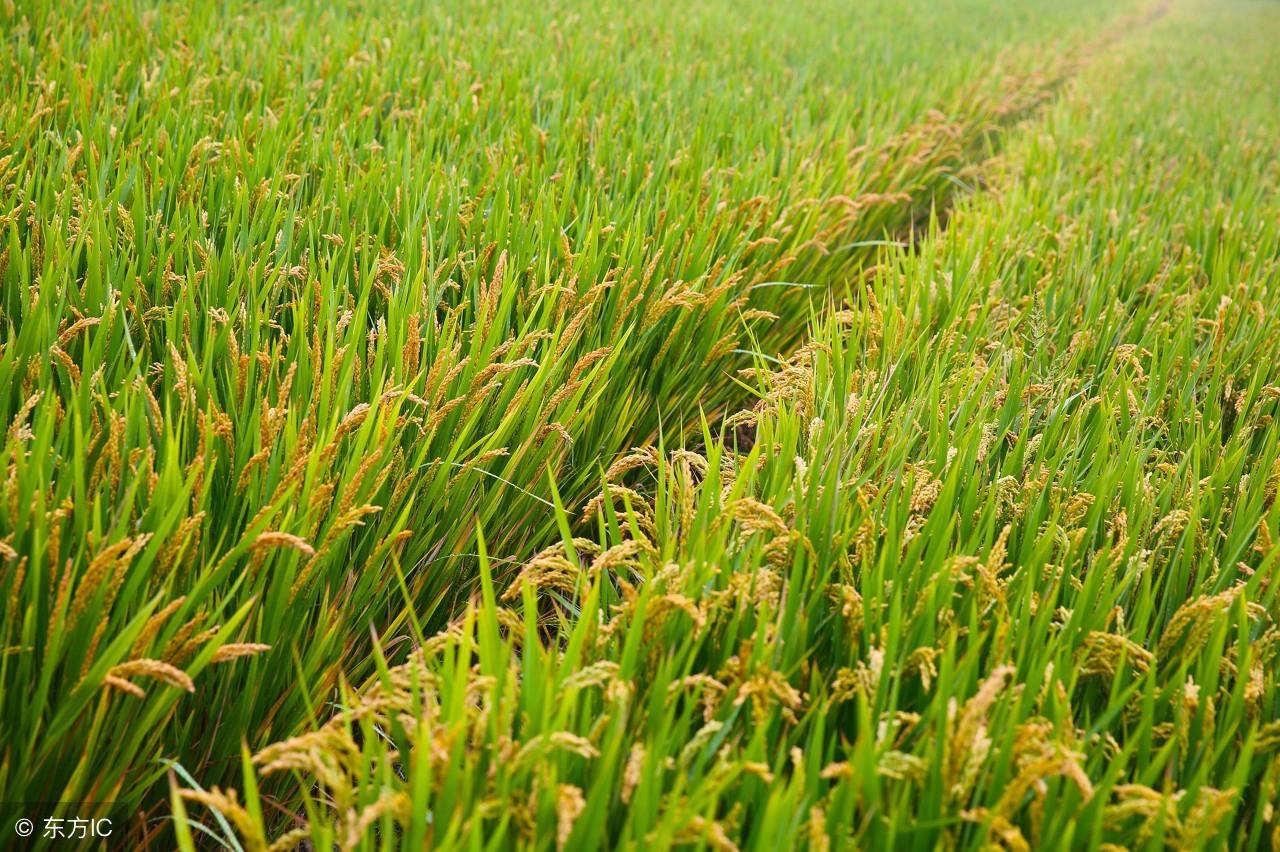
top-left (2, 0), bottom-right (1279, 848)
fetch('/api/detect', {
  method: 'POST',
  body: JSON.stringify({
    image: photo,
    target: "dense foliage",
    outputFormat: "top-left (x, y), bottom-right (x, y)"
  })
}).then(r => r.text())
top-left (2, 0), bottom-right (1278, 848)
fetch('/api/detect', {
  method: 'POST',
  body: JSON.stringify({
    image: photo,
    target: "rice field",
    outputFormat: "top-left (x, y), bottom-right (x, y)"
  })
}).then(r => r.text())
top-left (2, 0), bottom-right (1279, 848)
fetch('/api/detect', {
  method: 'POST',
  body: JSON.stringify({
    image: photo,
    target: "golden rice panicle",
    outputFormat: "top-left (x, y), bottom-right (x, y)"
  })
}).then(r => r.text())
top-left (107, 659), bottom-right (195, 693)
top-left (555, 784), bottom-right (586, 850)
top-left (621, 744), bottom-right (646, 805)
top-left (179, 785), bottom-right (265, 848)
top-left (210, 643), bottom-right (273, 663)
top-left (250, 531), bottom-right (316, 558)
top-left (266, 827), bottom-right (312, 852)
top-left (102, 674), bottom-right (147, 699)
top-left (343, 791), bottom-right (411, 850)
top-left (131, 596), bottom-right (188, 656)
top-left (946, 666), bottom-right (1015, 801)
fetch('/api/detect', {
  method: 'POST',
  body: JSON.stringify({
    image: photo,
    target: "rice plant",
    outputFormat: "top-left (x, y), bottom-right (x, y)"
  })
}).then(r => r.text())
top-left (2, 0), bottom-right (1277, 848)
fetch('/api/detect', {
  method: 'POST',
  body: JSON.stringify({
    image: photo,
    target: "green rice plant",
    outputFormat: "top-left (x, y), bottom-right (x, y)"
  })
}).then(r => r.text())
top-left (164, 0), bottom-right (1280, 848)
top-left (0, 0), bottom-right (1144, 839)
top-left (7, 0), bottom-right (1280, 848)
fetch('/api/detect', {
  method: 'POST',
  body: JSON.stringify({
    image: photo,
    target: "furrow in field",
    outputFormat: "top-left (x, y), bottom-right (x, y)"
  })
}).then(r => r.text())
top-left (663, 1), bottom-right (1175, 456)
